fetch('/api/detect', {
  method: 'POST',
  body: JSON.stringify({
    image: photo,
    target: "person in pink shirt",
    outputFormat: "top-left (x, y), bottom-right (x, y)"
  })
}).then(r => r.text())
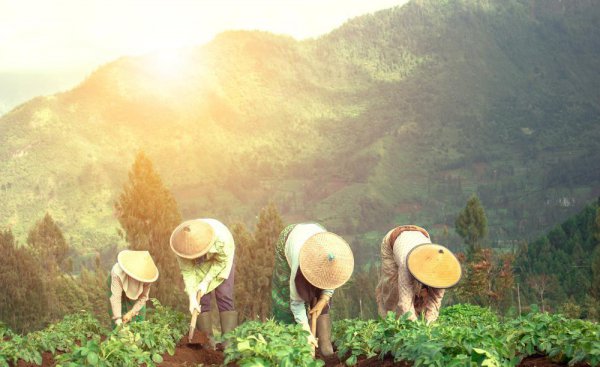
top-left (375, 225), bottom-right (461, 323)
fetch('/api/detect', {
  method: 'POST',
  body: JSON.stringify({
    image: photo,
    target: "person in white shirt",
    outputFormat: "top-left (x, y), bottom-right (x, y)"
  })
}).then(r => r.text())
top-left (271, 222), bottom-right (354, 357)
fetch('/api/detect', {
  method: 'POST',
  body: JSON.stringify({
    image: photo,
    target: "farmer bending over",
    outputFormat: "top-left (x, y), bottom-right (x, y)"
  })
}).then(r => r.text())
top-left (375, 225), bottom-right (461, 323)
top-left (170, 218), bottom-right (237, 348)
top-left (271, 222), bottom-right (354, 357)
top-left (108, 250), bottom-right (158, 328)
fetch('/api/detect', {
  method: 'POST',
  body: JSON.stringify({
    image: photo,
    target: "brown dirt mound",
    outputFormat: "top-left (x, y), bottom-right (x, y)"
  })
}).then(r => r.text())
top-left (318, 351), bottom-right (411, 367)
top-left (157, 333), bottom-right (224, 367)
top-left (13, 351), bottom-right (56, 367)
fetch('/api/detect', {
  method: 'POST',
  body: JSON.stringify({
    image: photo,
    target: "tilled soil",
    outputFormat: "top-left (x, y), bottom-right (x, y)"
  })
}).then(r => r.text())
top-left (157, 333), bottom-right (224, 367)
top-left (13, 352), bottom-right (57, 367)
top-left (6, 343), bottom-right (593, 367)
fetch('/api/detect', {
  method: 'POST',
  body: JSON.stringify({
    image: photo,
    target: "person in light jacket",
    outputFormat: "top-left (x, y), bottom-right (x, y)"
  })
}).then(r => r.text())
top-left (271, 222), bottom-right (354, 357)
top-left (375, 225), bottom-right (461, 323)
top-left (170, 218), bottom-right (237, 348)
top-left (108, 250), bottom-right (159, 328)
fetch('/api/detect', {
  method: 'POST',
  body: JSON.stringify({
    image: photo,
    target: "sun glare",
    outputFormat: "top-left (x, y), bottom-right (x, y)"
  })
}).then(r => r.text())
top-left (146, 50), bottom-right (187, 80)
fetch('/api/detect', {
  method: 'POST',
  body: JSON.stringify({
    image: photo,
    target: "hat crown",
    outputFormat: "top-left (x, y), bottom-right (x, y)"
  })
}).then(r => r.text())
top-left (117, 250), bottom-right (159, 283)
top-left (170, 220), bottom-right (215, 259)
top-left (407, 243), bottom-right (462, 288)
top-left (299, 232), bottom-right (354, 290)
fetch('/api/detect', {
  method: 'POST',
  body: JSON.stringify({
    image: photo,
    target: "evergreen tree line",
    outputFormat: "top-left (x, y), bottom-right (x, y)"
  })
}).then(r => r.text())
top-left (2, 153), bottom-right (598, 333)
top-left (447, 195), bottom-right (599, 320)
top-left (514, 199), bottom-right (600, 319)
top-left (0, 213), bottom-right (107, 333)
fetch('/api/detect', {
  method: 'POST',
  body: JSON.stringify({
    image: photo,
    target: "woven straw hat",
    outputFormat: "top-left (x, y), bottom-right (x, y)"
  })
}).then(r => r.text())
top-left (170, 219), bottom-right (215, 259)
top-left (299, 232), bottom-right (354, 290)
top-left (117, 250), bottom-right (159, 283)
top-left (407, 243), bottom-right (462, 288)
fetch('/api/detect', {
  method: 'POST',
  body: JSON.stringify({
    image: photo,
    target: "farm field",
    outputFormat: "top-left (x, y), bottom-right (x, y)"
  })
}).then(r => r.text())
top-left (1, 303), bottom-right (598, 367)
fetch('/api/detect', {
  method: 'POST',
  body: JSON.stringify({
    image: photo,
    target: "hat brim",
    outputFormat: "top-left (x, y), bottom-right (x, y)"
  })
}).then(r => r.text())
top-left (117, 250), bottom-right (159, 283)
top-left (407, 243), bottom-right (462, 289)
top-left (299, 232), bottom-right (354, 290)
top-left (169, 219), bottom-right (215, 259)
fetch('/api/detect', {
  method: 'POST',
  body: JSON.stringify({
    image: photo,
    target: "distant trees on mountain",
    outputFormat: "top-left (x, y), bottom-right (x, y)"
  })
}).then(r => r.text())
top-left (516, 199), bottom-right (600, 318)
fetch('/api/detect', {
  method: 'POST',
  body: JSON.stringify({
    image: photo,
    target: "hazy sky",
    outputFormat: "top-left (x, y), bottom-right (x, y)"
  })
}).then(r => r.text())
top-left (0, 0), bottom-right (409, 73)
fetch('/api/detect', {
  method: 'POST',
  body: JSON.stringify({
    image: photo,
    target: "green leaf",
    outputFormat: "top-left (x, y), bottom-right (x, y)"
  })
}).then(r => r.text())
top-left (346, 354), bottom-right (358, 366)
top-left (237, 340), bottom-right (252, 352)
top-left (86, 352), bottom-right (99, 365)
top-left (152, 353), bottom-right (163, 363)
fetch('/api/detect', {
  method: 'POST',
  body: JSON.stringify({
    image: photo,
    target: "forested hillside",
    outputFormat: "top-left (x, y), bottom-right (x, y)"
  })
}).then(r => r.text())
top-left (0, 0), bottom-right (599, 264)
top-left (516, 199), bottom-right (600, 315)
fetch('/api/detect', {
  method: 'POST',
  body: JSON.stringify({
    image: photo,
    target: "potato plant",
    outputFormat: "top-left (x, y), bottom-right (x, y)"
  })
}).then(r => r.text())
top-left (332, 304), bottom-right (600, 367)
top-left (223, 319), bottom-right (325, 367)
top-left (0, 311), bottom-right (104, 367)
top-left (56, 299), bottom-right (187, 367)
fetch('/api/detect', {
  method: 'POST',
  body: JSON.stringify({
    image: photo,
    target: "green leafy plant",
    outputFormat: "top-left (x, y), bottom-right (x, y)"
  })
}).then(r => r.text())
top-left (223, 319), bottom-right (324, 367)
top-left (56, 299), bottom-right (186, 367)
top-left (333, 305), bottom-right (600, 366)
top-left (0, 311), bottom-right (104, 367)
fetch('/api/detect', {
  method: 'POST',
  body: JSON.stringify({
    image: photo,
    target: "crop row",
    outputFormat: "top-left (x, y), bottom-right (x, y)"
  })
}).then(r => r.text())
top-left (0, 299), bottom-right (188, 367)
top-left (332, 304), bottom-right (600, 366)
top-left (0, 311), bottom-right (104, 366)
top-left (3, 303), bottom-right (599, 367)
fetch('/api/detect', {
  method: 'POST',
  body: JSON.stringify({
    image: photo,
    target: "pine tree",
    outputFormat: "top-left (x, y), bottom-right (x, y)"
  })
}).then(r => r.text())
top-left (78, 263), bottom-right (111, 326)
top-left (115, 151), bottom-right (183, 308)
top-left (25, 213), bottom-right (71, 321)
top-left (0, 229), bottom-right (47, 332)
top-left (455, 194), bottom-right (488, 256)
top-left (591, 207), bottom-right (600, 300)
top-left (253, 203), bottom-right (284, 319)
top-left (27, 213), bottom-right (69, 272)
top-left (233, 202), bottom-right (284, 321)
top-left (231, 222), bottom-right (257, 321)
top-left (591, 245), bottom-right (600, 299)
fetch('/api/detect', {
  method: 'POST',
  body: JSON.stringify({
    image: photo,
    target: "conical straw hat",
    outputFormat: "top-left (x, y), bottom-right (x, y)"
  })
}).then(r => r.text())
top-left (299, 232), bottom-right (354, 290)
top-left (407, 243), bottom-right (462, 288)
top-left (170, 219), bottom-right (215, 259)
top-left (117, 250), bottom-right (159, 283)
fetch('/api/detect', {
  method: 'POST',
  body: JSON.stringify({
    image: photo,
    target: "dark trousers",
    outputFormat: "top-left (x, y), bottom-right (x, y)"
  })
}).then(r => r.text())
top-left (200, 262), bottom-right (235, 313)
top-left (295, 269), bottom-right (330, 315)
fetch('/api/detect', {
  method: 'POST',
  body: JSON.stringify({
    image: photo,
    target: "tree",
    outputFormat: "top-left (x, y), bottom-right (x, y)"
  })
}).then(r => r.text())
top-left (455, 194), bottom-right (488, 256)
top-left (115, 151), bottom-right (183, 308)
top-left (589, 207), bottom-right (600, 300)
top-left (233, 202), bottom-right (284, 321)
top-left (0, 229), bottom-right (47, 332)
top-left (26, 214), bottom-right (72, 321)
top-left (231, 222), bottom-right (257, 321)
top-left (27, 213), bottom-right (69, 272)
top-left (591, 245), bottom-right (600, 299)
top-left (527, 274), bottom-right (554, 313)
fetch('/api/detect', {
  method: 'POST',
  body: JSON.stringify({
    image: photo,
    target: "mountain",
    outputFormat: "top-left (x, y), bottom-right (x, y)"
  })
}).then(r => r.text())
top-left (1, 0), bottom-right (599, 260)
top-left (0, 69), bottom-right (88, 116)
